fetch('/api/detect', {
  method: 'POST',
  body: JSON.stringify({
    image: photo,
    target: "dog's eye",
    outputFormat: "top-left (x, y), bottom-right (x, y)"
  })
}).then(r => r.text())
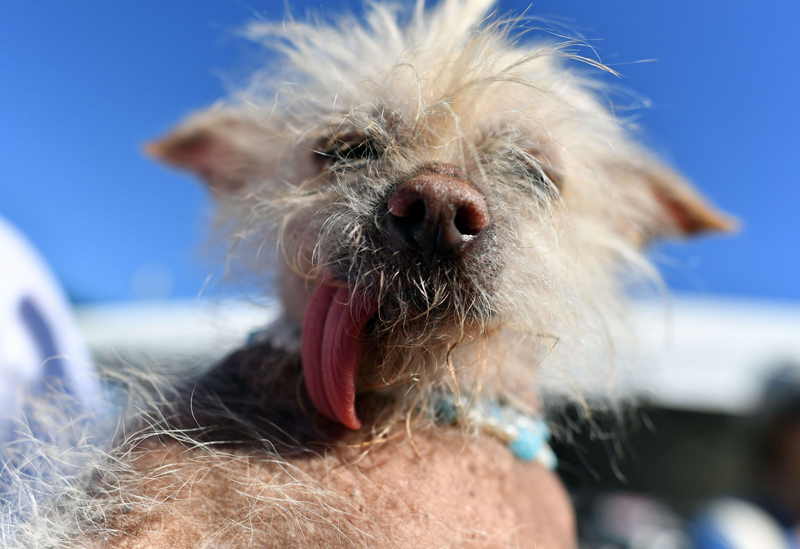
top-left (504, 148), bottom-right (562, 196)
top-left (314, 130), bottom-right (382, 168)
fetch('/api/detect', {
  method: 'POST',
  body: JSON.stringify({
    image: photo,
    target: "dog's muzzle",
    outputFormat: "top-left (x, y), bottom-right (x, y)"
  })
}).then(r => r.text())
top-left (385, 163), bottom-right (490, 261)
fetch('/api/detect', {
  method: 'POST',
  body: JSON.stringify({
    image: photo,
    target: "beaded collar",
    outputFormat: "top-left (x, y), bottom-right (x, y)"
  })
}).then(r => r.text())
top-left (432, 392), bottom-right (557, 469)
top-left (246, 325), bottom-right (556, 468)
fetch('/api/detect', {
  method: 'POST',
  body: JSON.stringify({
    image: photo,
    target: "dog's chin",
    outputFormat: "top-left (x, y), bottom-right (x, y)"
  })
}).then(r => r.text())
top-left (362, 309), bottom-right (496, 376)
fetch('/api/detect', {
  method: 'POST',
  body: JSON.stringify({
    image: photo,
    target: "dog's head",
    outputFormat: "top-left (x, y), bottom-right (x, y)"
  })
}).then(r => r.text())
top-left (150, 0), bottom-right (733, 430)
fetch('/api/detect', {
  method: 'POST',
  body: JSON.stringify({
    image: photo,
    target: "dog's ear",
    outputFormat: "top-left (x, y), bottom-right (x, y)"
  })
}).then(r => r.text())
top-left (147, 109), bottom-right (273, 193)
top-left (616, 160), bottom-right (736, 244)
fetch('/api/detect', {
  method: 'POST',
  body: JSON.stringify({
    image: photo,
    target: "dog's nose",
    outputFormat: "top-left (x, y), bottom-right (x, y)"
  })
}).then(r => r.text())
top-left (387, 165), bottom-right (490, 257)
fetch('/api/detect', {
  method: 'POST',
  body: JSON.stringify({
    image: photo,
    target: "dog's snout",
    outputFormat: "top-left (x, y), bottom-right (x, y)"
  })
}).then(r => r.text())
top-left (387, 165), bottom-right (490, 257)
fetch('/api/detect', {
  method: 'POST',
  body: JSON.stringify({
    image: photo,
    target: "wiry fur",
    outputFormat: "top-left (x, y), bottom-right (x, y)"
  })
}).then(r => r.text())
top-left (180, 0), bottom-right (722, 414)
top-left (2, 1), bottom-right (730, 547)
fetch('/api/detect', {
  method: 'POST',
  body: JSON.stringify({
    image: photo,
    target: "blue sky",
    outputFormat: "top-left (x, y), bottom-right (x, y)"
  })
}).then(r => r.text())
top-left (1, 1), bottom-right (798, 303)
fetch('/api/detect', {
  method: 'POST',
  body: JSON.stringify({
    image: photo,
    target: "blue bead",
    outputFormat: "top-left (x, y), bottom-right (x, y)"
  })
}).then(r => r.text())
top-left (508, 428), bottom-right (544, 462)
top-left (434, 397), bottom-right (459, 424)
top-left (533, 418), bottom-right (551, 441)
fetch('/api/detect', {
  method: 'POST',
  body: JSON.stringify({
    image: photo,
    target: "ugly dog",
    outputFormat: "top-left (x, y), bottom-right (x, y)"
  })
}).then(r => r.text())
top-left (7, 1), bottom-right (732, 547)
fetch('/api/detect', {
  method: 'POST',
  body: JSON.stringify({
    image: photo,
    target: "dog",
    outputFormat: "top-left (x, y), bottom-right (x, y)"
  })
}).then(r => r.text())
top-left (4, 0), bottom-right (733, 547)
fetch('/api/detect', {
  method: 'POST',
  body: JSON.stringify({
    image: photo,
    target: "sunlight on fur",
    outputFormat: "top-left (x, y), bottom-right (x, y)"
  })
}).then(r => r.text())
top-left (2, 1), bottom-right (732, 547)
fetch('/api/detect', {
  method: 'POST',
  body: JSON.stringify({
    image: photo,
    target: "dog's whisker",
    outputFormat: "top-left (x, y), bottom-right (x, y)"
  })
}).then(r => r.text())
top-left (6, 1), bottom-right (732, 547)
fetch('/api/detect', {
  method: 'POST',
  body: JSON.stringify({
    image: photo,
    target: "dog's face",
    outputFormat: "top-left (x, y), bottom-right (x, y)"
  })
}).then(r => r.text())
top-left (151, 0), bottom-right (732, 430)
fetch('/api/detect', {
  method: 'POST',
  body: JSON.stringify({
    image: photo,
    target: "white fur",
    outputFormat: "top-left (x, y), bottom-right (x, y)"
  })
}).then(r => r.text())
top-left (2, 1), bottom-right (727, 546)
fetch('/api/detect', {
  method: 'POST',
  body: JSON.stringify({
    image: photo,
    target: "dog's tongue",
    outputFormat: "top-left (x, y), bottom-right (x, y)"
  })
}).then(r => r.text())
top-left (301, 284), bottom-right (377, 430)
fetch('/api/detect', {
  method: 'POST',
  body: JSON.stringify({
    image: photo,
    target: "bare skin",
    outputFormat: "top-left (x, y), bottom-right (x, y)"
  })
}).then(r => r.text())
top-left (105, 1), bottom-right (729, 545)
top-left (0, 4), bottom-right (732, 548)
top-left (105, 431), bottom-right (574, 549)
top-left (92, 340), bottom-right (575, 549)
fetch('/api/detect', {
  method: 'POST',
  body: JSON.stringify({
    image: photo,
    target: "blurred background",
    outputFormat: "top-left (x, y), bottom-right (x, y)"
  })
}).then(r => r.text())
top-left (1, 1), bottom-right (799, 547)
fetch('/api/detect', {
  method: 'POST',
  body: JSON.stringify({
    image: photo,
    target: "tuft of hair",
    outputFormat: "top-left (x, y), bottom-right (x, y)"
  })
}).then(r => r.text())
top-left (6, 1), bottom-right (733, 544)
top-left (151, 0), bottom-right (730, 427)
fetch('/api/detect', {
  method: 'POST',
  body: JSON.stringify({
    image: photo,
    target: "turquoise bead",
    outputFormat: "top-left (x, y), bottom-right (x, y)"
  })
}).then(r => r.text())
top-left (434, 397), bottom-right (459, 424)
top-left (508, 427), bottom-right (543, 462)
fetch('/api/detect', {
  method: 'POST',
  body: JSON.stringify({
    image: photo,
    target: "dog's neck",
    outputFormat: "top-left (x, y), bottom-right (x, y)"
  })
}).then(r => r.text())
top-left (244, 320), bottom-right (555, 466)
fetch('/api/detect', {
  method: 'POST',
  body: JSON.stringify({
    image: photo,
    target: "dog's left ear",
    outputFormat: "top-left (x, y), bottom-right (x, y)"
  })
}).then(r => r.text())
top-left (147, 109), bottom-right (273, 193)
top-left (618, 160), bottom-right (736, 243)
top-left (645, 164), bottom-right (735, 237)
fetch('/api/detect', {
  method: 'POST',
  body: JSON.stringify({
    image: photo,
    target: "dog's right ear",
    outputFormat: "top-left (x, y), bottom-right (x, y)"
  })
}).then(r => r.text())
top-left (147, 109), bottom-right (272, 193)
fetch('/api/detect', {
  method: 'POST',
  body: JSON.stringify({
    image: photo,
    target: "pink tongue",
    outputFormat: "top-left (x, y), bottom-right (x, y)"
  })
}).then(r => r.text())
top-left (301, 285), bottom-right (377, 430)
